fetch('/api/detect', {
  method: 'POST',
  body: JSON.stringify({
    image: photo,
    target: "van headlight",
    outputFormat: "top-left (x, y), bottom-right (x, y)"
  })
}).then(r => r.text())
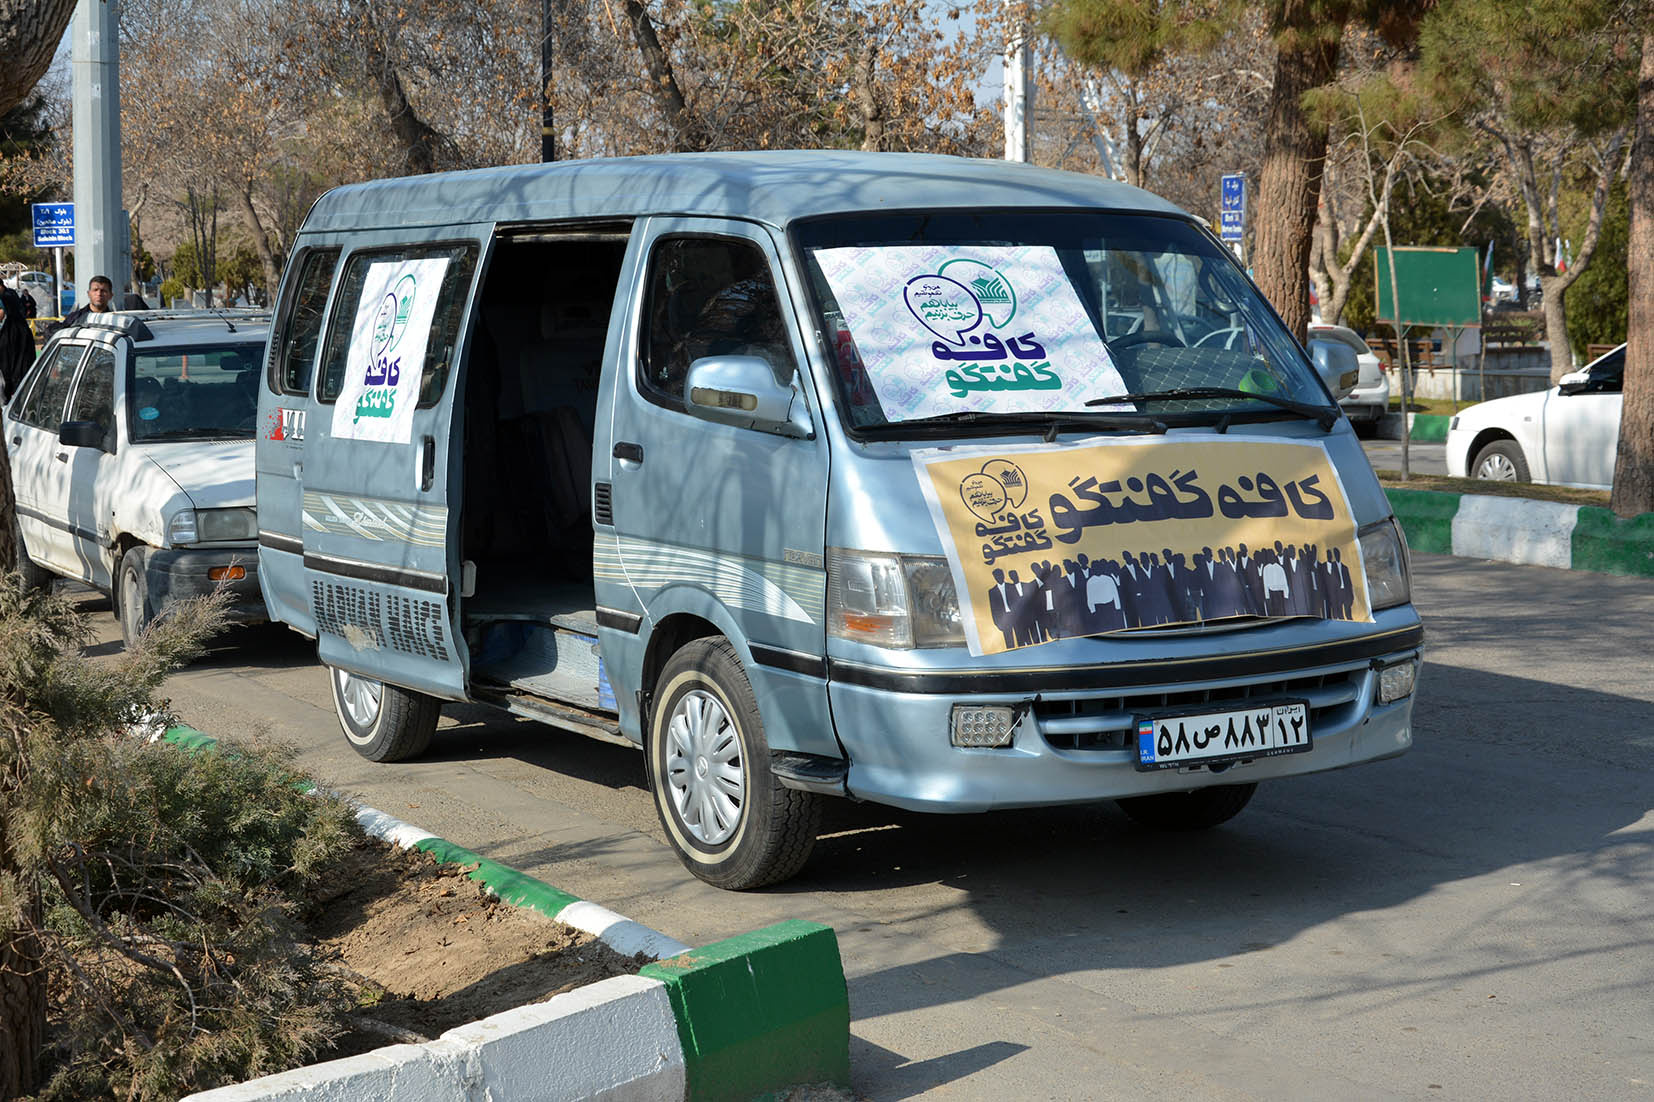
top-left (1359, 519), bottom-right (1410, 610)
top-left (168, 507), bottom-right (256, 545)
top-left (827, 548), bottom-right (964, 648)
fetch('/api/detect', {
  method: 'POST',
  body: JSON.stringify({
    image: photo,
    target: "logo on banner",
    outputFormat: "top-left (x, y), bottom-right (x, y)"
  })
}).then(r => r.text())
top-left (904, 259), bottom-right (1062, 399)
top-left (357, 273), bottom-right (419, 425)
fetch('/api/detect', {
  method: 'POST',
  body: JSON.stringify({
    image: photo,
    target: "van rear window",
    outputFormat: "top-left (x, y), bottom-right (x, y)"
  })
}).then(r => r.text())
top-left (315, 243), bottom-right (478, 408)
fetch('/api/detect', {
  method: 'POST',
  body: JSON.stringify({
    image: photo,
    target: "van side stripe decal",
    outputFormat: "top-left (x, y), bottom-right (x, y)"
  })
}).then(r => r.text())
top-left (301, 492), bottom-right (447, 547)
top-left (302, 551), bottom-right (449, 594)
top-left (604, 535), bottom-right (824, 626)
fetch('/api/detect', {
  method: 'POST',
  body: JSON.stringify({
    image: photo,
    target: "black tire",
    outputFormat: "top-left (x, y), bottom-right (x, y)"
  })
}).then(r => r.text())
top-left (1116, 782), bottom-right (1258, 831)
top-left (1472, 439), bottom-right (1530, 482)
top-left (117, 547), bottom-right (154, 648)
top-left (329, 665), bottom-right (439, 762)
top-left (647, 637), bottom-right (820, 890)
top-left (13, 517), bottom-right (51, 593)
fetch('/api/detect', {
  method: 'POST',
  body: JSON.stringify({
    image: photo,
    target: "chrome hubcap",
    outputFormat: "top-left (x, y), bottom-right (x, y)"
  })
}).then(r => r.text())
top-left (336, 669), bottom-right (383, 731)
top-left (664, 690), bottom-right (744, 846)
top-left (1477, 454), bottom-right (1518, 481)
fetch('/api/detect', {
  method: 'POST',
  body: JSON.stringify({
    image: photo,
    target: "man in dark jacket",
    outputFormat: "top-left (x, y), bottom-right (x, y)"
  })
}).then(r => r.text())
top-left (49, 274), bottom-right (115, 333)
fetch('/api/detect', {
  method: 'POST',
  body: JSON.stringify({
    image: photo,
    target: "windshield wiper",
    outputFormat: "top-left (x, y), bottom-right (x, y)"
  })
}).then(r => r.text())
top-left (1085, 386), bottom-right (1339, 432)
top-left (861, 410), bottom-right (1167, 440)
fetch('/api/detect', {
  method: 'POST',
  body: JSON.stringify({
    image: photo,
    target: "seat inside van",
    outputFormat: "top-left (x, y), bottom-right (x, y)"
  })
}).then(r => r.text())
top-left (459, 229), bottom-right (629, 691)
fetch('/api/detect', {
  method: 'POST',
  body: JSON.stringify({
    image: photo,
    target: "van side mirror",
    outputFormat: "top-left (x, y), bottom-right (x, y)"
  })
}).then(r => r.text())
top-left (685, 356), bottom-right (811, 437)
top-left (1307, 338), bottom-right (1359, 402)
top-left (59, 419), bottom-right (111, 452)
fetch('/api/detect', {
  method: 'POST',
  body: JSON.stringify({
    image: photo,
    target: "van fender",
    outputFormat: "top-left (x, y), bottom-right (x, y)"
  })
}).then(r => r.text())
top-left (634, 582), bottom-right (842, 763)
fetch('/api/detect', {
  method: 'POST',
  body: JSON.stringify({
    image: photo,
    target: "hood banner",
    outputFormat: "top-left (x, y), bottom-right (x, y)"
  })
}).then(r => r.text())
top-left (912, 438), bottom-right (1371, 657)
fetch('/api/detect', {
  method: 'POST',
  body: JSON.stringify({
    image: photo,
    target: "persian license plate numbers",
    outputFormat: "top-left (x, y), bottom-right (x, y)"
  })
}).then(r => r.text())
top-left (1136, 700), bottom-right (1310, 771)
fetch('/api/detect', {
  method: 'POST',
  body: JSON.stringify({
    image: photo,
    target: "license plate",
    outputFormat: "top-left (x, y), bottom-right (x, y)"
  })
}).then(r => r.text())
top-left (1136, 700), bottom-right (1311, 771)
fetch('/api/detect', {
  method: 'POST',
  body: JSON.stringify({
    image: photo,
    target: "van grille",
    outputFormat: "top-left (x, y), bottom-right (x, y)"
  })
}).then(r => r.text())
top-left (593, 482), bottom-right (613, 526)
top-left (311, 581), bottom-right (450, 663)
top-left (1036, 667), bottom-right (1366, 752)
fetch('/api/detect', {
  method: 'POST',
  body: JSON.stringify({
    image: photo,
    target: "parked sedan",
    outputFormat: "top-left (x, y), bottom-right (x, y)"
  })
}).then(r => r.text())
top-left (1446, 343), bottom-right (1625, 489)
top-left (1308, 323), bottom-right (1389, 428)
top-left (5, 309), bottom-right (270, 644)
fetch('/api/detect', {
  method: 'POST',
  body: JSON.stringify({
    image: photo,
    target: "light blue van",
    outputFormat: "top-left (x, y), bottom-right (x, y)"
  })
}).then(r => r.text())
top-left (256, 152), bottom-right (1422, 889)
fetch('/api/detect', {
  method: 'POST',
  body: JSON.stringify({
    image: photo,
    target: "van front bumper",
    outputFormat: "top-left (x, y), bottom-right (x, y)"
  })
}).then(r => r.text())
top-left (146, 546), bottom-right (267, 624)
top-left (826, 628), bottom-right (1421, 813)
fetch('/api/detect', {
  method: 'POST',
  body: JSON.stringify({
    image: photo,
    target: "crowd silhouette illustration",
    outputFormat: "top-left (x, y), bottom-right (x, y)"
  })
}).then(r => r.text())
top-left (983, 540), bottom-right (1358, 649)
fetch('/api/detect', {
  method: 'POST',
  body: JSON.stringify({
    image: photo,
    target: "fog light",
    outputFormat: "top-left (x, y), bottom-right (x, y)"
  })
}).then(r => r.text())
top-left (951, 704), bottom-right (1016, 748)
top-left (1377, 659), bottom-right (1418, 705)
top-left (208, 565), bottom-right (246, 581)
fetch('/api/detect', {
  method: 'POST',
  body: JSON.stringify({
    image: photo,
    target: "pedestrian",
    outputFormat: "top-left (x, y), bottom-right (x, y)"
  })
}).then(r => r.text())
top-left (49, 274), bottom-right (116, 334)
top-left (0, 287), bottom-right (37, 402)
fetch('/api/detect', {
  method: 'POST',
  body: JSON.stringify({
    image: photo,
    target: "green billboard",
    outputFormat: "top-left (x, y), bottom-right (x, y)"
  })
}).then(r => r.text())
top-left (1374, 246), bottom-right (1482, 328)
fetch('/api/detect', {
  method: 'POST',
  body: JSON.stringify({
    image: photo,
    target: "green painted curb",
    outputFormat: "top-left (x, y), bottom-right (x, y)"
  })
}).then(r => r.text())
top-left (641, 919), bottom-right (851, 1101)
top-left (1385, 488), bottom-right (1460, 555)
top-left (1569, 506), bottom-right (1654, 578)
top-left (1407, 413), bottom-right (1451, 443)
top-left (409, 835), bottom-right (583, 920)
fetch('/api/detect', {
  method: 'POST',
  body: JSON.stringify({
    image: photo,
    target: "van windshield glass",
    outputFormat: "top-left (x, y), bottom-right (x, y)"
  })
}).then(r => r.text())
top-left (795, 212), bottom-right (1331, 435)
top-left (129, 342), bottom-right (263, 441)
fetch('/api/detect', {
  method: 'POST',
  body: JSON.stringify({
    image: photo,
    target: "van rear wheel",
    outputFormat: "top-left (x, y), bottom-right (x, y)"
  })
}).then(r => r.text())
top-left (329, 665), bottom-right (438, 762)
top-left (1116, 782), bottom-right (1257, 831)
top-left (647, 638), bottom-right (819, 890)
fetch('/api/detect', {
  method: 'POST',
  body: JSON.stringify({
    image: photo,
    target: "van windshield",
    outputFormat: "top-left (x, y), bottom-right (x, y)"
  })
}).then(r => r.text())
top-left (795, 211), bottom-right (1332, 437)
top-left (128, 342), bottom-right (263, 442)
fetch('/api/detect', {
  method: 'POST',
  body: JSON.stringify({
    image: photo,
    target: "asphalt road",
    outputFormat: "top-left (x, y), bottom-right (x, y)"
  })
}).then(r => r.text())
top-left (80, 552), bottom-right (1653, 1099)
top-left (1360, 438), bottom-right (1448, 476)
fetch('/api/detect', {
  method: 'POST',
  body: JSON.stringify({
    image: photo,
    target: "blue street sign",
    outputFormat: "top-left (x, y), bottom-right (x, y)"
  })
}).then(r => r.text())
top-left (1219, 174), bottom-right (1245, 243)
top-left (32, 203), bottom-right (75, 248)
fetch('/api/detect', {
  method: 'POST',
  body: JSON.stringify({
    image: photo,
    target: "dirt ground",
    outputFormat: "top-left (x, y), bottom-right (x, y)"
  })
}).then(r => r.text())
top-left (307, 836), bottom-right (650, 1061)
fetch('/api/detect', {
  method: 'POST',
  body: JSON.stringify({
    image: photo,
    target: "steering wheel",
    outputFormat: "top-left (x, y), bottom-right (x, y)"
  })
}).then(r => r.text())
top-left (1110, 330), bottom-right (1186, 351)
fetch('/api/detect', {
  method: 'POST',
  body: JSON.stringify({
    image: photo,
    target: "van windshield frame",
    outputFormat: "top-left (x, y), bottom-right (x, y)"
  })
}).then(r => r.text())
top-left (792, 210), bottom-right (1332, 441)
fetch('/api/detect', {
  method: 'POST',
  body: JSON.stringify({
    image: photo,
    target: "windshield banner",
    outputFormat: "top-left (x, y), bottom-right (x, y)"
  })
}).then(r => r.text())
top-left (913, 438), bottom-right (1370, 656)
top-left (330, 257), bottom-right (450, 444)
top-left (813, 245), bottom-right (1128, 421)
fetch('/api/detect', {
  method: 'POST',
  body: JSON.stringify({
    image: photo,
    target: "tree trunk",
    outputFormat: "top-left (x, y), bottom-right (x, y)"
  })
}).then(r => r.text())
top-left (231, 184), bottom-right (282, 303)
top-left (0, 809), bottom-right (45, 1099)
top-left (373, 58), bottom-right (444, 175)
top-left (0, 0), bottom-right (78, 116)
top-left (1124, 94), bottom-right (1144, 190)
top-left (622, 0), bottom-right (699, 151)
top-left (854, 38), bottom-right (883, 152)
top-left (1253, 1), bottom-right (1345, 344)
top-left (1611, 33), bottom-right (1654, 518)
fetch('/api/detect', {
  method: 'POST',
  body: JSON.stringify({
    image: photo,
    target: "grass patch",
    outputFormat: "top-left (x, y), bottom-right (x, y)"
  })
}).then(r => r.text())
top-left (1386, 396), bottom-right (1470, 416)
top-left (1374, 470), bottom-right (1611, 508)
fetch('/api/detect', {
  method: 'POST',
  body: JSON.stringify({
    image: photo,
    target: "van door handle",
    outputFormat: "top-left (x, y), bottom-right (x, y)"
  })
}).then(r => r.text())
top-left (10, 436), bottom-right (18, 446)
top-left (54, 451), bottom-right (68, 463)
top-left (613, 441), bottom-right (644, 464)
top-left (417, 436), bottom-right (435, 492)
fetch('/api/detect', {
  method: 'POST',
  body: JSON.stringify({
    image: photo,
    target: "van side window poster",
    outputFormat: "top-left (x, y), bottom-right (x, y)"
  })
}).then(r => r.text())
top-left (812, 245), bottom-right (1129, 421)
top-left (330, 257), bottom-right (451, 443)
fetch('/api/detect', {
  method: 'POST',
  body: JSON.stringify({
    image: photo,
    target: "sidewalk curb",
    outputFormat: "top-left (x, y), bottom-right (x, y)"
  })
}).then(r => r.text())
top-left (1375, 411), bottom-right (1451, 442)
top-left (155, 728), bottom-right (851, 1102)
top-left (1387, 488), bottom-right (1654, 577)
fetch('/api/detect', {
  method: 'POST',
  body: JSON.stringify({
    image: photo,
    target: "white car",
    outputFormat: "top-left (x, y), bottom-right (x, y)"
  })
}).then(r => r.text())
top-left (1446, 342), bottom-right (1625, 489)
top-left (1308, 323), bottom-right (1389, 427)
top-left (5, 310), bottom-right (269, 644)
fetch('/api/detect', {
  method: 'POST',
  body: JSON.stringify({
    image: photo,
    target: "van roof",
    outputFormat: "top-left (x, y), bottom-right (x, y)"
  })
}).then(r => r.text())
top-left (301, 151), bottom-right (1191, 235)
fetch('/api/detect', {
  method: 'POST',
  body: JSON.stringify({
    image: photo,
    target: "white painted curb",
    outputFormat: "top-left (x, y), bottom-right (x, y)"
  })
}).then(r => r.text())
top-left (1451, 493), bottom-right (1580, 569)
top-left (182, 974), bottom-right (687, 1102)
top-left (350, 806), bottom-right (693, 960)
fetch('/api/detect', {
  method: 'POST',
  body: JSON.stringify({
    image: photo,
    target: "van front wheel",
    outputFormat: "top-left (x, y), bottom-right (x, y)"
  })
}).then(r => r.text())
top-left (648, 638), bottom-right (819, 890)
top-left (329, 665), bottom-right (438, 762)
top-left (1116, 782), bottom-right (1257, 831)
